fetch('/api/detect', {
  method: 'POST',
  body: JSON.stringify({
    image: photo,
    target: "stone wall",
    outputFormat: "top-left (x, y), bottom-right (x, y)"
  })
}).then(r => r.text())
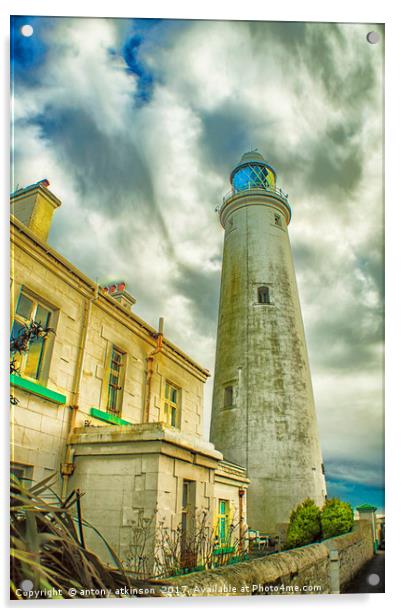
top-left (325, 519), bottom-right (374, 592)
top-left (157, 521), bottom-right (373, 596)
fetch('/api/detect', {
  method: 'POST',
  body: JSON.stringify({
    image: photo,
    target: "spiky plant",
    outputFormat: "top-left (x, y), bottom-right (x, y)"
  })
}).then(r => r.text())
top-left (10, 473), bottom-right (156, 600)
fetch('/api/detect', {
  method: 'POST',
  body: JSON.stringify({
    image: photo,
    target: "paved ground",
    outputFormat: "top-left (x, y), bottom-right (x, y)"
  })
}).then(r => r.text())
top-left (344, 550), bottom-right (385, 593)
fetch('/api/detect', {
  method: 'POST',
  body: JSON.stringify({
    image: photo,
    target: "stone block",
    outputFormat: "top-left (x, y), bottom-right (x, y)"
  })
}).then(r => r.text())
top-left (145, 472), bottom-right (158, 491)
top-left (141, 455), bottom-right (159, 474)
top-left (134, 474), bottom-right (145, 492)
top-left (13, 409), bottom-right (42, 432)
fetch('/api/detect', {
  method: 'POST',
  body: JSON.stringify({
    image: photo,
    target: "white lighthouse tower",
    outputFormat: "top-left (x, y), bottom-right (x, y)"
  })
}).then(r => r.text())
top-left (210, 151), bottom-right (326, 533)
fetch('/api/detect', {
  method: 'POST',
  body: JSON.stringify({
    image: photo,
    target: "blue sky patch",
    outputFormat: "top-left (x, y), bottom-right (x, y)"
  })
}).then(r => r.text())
top-left (10, 16), bottom-right (50, 84)
top-left (326, 476), bottom-right (384, 512)
top-left (122, 32), bottom-right (154, 103)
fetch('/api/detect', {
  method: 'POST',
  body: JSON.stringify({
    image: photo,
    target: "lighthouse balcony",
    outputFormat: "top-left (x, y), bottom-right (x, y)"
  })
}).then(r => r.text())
top-left (222, 184), bottom-right (290, 207)
top-left (218, 185), bottom-right (292, 226)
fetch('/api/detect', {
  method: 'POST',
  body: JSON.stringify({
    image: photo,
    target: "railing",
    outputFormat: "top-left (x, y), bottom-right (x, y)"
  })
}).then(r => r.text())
top-left (222, 184), bottom-right (289, 206)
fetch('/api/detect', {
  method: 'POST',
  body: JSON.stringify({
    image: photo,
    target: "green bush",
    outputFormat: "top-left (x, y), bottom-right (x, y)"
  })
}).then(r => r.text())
top-left (321, 498), bottom-right (354, 539)
top-left (285, 498), bottom-right (322, 549)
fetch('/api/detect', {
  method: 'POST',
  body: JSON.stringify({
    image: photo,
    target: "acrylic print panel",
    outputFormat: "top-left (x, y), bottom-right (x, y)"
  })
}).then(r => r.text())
top-left (10, 16), bottom-right (384, 599)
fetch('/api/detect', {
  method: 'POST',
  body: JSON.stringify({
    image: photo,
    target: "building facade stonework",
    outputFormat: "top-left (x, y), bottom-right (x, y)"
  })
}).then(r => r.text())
top-left (10, 180), bottom-right (248, 566)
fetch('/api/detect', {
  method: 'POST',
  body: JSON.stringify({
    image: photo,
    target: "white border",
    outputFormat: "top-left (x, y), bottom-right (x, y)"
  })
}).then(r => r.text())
top-left (1, 1), bottom-right (399, 613)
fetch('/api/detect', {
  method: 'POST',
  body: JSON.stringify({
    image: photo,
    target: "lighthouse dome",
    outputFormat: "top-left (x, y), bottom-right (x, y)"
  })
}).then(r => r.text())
top-left (231, 150), bottom-right (277, 192)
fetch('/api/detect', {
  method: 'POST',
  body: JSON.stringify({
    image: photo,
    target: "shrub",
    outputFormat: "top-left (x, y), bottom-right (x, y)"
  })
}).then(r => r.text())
top-left (285, 498), bottom-right (322, 549)
top-left (321, 498), bottom-right (354, 539)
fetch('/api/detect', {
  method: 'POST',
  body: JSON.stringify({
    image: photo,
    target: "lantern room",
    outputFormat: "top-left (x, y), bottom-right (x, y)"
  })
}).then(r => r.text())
top-left (230, 150), bottom-right (277, 193)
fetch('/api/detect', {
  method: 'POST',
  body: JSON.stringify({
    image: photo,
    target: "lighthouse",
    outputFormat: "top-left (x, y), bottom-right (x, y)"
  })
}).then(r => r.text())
top-left (210, 151), bottom-right (326, 533)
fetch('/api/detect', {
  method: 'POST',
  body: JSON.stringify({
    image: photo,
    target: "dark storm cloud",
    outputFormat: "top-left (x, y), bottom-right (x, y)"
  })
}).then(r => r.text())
top-left (248, 20), bottom-right (308, 49)
top-left (243, 21), bottom-right (382, 206)
top-left (325, 458), bottom-right (384, 489)
top-left (309, 314), bottom-right (383, 374)
top-left (173, 263), bottom-right (221, 335)
top-left (36, 110), bottom-right (148, 209)
top-left (305, 140), bottom-right (363, 196)
top-left (295, 23), bottom-right (378, 110)
top-left (200, 104), bottom-right (253, 173)
top-left (293, 237), bottom-right (383, 375)
top-left (31, 108), bottom-right (174, 257)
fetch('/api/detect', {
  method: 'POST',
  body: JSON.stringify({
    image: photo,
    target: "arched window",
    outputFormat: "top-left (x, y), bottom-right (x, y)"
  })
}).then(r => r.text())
top-left (257, 286), bottom-right (271, 304)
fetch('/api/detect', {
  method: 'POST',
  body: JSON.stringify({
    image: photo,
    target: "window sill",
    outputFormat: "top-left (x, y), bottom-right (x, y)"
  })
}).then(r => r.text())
top-left (90, 407), bottom-right (132, 426)
top-left (10, 374), bottom-right (67, 405)
top-left (254, 303), bottom-right (275, 307)
top-left (213, 546), bottom-right (235, 555)
top-left (163, 422), bottom-right (180, 430)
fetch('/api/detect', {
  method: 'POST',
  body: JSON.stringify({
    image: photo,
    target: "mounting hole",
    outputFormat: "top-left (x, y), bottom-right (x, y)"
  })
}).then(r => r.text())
top-left (21, 24), bottom-right (34, 37)
top-left (21, 579), bottom-right (34, 591)
top-left (367, 573), bottom-right (380, 586)
top-left (367, 31), bottom-right (380, 44)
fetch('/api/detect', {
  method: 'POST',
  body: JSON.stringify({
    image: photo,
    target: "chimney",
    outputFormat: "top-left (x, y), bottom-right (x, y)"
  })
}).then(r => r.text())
top-left (10, 179), bottom-right (61, 242)
top-left (102, 281), bottom-right (136, 311)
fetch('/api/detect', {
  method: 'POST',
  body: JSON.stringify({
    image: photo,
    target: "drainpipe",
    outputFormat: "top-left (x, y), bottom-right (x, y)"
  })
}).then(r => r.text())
top-left (60, 284), bottom-right (98, 499)
top-left (143, 317), bottom-right (164, 423)
top-left (239, 488), bottom-right (246, 552)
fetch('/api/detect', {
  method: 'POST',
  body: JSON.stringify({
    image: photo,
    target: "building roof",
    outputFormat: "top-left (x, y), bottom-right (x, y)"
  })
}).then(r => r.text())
top-left (356, 504), bottom-right (377, 511)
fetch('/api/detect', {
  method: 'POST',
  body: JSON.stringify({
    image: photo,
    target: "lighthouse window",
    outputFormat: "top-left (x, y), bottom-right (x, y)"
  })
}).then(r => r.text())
top-left (257, 286), bottom-right (271, 304)
top-left (223, 386), bottom-right (234, 408)
top-left (274, 213), bottom-right (282, 227)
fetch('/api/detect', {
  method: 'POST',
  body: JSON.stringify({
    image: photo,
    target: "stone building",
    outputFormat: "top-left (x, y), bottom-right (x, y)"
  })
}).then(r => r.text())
top-left (10, 179), bottom-right (248, 567)
top-left (210, 151), bottom-right (326, 533)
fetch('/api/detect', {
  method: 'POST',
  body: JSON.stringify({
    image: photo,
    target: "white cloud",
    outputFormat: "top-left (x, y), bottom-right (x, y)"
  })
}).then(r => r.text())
top-left (12, 18), bottom-right (384, 493)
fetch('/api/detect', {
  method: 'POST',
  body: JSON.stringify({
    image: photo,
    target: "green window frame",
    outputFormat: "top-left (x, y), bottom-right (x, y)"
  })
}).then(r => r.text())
top-left (217, 499), bottom-right (230, 547)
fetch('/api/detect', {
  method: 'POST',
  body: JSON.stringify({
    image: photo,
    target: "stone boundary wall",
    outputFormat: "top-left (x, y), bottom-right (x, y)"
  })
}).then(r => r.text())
top-left (157, 521), bottom-right (373, 596)
top-left (325, 519), bottom-right (374, 592)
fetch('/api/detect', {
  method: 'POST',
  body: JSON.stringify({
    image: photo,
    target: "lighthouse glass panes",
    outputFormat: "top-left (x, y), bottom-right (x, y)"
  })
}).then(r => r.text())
top-left (106, 346), bottom-right (124, 415)
top-left (11, 290), bottom-right (52, 381)
top-left (165, 382), bottom-right (179, 427)
top-left (232, 163), bottom-right (272, 192)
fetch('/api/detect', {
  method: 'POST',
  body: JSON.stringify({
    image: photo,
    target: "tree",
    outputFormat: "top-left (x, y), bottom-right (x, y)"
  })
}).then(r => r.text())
top-left (285, 498), bottom-right (322, 549)
top-left (321, 498), bottom-right (354, 539)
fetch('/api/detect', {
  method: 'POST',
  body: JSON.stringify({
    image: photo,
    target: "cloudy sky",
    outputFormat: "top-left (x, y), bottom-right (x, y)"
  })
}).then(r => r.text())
top-left (11, 16), bottom-right (384, 509)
